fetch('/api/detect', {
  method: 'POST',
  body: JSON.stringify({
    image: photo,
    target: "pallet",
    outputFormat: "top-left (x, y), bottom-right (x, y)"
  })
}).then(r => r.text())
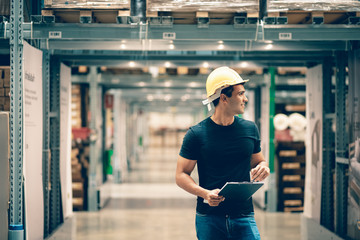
top-left (277, 67), bottom-right (307, 76)
top-left (41, 8), bottom-right (130, 23)
top-left (147, 11), bottom-right (259, 25)
top-left (266, 11), bottom-right (360, 24)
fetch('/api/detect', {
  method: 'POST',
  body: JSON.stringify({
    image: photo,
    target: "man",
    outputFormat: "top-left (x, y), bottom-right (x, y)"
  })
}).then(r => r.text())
top-left (176, 66), bottom-right (270, 240)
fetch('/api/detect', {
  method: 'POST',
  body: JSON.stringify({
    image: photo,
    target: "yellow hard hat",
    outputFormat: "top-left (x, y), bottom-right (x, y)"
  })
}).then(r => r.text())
top-left (202, 66), bottom-right (249, 106)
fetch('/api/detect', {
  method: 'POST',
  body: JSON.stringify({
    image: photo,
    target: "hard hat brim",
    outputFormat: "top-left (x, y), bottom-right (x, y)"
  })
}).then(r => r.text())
top-left (202, 79), bottom-right (249, 105)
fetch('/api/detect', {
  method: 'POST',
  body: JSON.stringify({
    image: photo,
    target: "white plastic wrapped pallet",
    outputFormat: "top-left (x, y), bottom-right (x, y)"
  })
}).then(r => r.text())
top-left (268, 0), bottom-right (360, 12)
top-left (147, 0), bottom-right (259, 13)
top-left (44, 0), bottom-right (130, 9)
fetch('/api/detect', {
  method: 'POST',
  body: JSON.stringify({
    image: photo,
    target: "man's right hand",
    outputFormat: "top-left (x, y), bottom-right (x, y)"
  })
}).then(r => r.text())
top-left (204, 189), bottom-right (225, 207)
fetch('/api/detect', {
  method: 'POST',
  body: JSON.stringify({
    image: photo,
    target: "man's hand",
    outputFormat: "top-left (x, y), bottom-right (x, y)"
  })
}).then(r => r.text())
top-left (251, 164), bottom-right (270, 182)
top-left (204, 189), bottom-right (225, 207)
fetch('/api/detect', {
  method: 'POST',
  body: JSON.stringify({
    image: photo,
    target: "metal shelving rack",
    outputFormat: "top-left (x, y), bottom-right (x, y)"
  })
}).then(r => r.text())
top-left (1, 0), bottom-right (357, 239)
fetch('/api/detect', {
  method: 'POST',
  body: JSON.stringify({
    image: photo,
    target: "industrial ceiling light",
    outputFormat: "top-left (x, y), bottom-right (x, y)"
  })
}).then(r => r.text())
top-left (147, 95), bottom-right (154, 101)
top-left (218, 41), bottom-right (224, 44)
top-left (181, 94), bottom-right (190, 101)
top-left (164, 62), bottom-right (171, 68)
top-left (169, 44), bottom-right (175, 50)
top-left (203, 62), bottom-right (209, 68)
top-left (240, 62), bottom-right (249, 68)
top-left (164, 81), bottom-right (172, 87)
top-left (164, 95), bottom-right (171, 101)
top-left (138, 82), bottom-right (146, 87)
top-left (265, 44), bottom-right (273, 50)
top-left (188, 82), bottom-right (198, 88)
top-left (129, 61), bottom-right (135, 67)
top-left (120, 44), bottom-right (126, 49)
top-left (217, 44), bottom-right (224, 50)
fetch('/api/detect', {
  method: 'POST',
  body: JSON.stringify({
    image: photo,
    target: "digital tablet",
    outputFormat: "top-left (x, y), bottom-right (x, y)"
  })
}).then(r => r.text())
top-left (218, 182), bottom-right (264, 201)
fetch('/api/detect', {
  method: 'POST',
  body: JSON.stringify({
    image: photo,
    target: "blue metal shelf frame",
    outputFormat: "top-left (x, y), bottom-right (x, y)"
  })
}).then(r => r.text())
top-left (41, 40), bottom-right (51, 238)
top-left (8, 0), bottom-right (25, 238)
top-left (321, 57), bottom-right (335, 232)
top-left (49, 56), bottom-right (63, 232)
top-left (335, 51), bottom-right (349, 238)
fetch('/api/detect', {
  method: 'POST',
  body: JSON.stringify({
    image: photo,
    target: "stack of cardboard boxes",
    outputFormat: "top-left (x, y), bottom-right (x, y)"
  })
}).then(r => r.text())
top-left (71, 85), bottom-right (82, 128)
top-left (71, 142), bottom-right (90, 211)
top-left (0, 67), bottom-right (10, 111)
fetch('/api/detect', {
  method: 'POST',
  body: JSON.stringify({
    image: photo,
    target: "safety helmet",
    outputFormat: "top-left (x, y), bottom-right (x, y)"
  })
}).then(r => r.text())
top-left (202, 66), bottom-right (249, 109)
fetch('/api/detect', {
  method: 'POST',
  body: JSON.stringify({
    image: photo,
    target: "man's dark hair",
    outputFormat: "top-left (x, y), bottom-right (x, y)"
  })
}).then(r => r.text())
top-left (212, 85), bottom-right (234, 107)
top-left (212, 83), bottom-right (245, 107)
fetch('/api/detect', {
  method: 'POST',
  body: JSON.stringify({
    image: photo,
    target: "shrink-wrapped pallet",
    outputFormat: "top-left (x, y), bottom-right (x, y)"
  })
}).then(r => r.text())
top-left (44, 0), bottom-right (130, 9)
top-left (268, 0), bottom-right (360, 12)
top-left (147, 0), bottom-right (259, 13)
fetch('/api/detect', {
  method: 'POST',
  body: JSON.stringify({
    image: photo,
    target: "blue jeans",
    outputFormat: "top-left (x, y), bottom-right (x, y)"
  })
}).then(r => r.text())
top-left (195, 212), bottom-right (261, 240)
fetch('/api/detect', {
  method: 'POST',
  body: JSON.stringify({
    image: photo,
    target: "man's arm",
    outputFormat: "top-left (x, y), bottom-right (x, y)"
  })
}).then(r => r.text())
top-left (175, 155), bottom-right (224, 206)
top-left (250, 151), bottom-right (270, 182)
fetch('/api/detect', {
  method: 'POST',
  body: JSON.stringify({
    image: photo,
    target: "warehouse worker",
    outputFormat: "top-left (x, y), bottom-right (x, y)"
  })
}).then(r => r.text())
top-left (176, 66), bottom-right (270, 240)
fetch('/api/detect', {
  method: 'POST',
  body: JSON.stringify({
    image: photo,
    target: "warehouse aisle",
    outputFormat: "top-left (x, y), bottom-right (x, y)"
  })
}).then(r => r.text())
top-left (48, 146), bottom-right (301, 240)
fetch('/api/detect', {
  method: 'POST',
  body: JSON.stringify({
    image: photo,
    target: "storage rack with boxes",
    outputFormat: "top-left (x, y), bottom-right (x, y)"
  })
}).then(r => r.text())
top-left (0, 67), bottom-right (10, 111)
top-left (1, 0), bottom-right (359, 239)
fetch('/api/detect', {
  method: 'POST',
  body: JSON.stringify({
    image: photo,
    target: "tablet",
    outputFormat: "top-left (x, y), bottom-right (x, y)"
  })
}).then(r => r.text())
top-left (218, 182), bottom-right (264, 201)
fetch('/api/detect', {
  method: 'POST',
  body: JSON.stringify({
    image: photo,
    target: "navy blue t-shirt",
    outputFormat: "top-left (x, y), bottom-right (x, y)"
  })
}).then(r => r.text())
top-left (179, 116), bottom-right (261, 216)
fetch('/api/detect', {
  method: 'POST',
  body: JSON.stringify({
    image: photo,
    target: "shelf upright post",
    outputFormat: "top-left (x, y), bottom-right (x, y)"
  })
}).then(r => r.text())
top-left (335, 51), bottom-right (348, 238)
top-left (321, 57), bottom-right (335, 231)
top-left (49, 57), bottom-right (63, 231)
top-left (8, 0), bottom-right (25, 238)
top-left (88, 67), bottom-right (99, 211)
top-left (267, 67), bottom-right (277, 212)
top-left (40, 39), bottom-right (51, 238)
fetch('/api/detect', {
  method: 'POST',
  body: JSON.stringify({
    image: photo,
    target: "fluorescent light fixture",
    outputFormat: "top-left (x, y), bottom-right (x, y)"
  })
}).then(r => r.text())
top-left (169, 44), bottom-right (175, 49)
top-left (188, 82), bottom-right (198, 88)
top-left (203, 62), bottom-right (209, 68)
top-left (164, 61), bottom-right (171, 68)
top-left (218, 44), bottom-right (224, 50)
top-left (240, 62), bottom-right (249, 68)
top-left (218, 41), bottom-right (224, 44)
top-left (164, 81), bottom-right (172, 87)
top-left (147, 95), bottom-right (154, 101)
top-left (181, 94), bottom-right (190, 101)
top-left (120, 44), bottom-right (126, 49)
top-left (164, 95), bottom-right (171, 101)
top-left (265, 44), bottom-right (273, 50)
top-left (129, 61), bottom-right (135, 67)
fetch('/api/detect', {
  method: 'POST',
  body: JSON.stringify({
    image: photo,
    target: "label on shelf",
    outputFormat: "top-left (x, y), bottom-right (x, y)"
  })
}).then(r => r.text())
top-left (49, 31), bottom-right (62, 39)
top-left (163, 32), bottom-right (176, 40)
top-left (279, 33), bottom-right (292, 40)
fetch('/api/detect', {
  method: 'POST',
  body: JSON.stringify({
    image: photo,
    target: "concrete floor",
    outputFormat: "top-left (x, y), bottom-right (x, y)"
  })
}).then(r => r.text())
top-left (48, 146), bottom-right (301, 240)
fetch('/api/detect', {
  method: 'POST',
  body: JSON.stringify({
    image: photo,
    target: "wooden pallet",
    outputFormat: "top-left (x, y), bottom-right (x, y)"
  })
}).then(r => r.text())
top-left (42, 8), bottom-right (130, 23)
top-left (277, 141), bottom-right (306, 212)
top-left (267, 10), bottom-right (360, 24)
top-left (147, 11), bottom-right (259, 24)
top-left (277, 67), bottom-right (307, 76)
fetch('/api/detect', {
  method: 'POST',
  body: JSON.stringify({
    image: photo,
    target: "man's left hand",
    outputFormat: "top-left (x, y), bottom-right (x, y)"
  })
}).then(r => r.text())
top-left (250, 164), bottom-right (270, 182)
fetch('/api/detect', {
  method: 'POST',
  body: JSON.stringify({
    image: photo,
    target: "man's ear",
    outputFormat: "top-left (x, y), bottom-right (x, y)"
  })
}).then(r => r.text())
top-left (220, 94), bottom-right (227, 103)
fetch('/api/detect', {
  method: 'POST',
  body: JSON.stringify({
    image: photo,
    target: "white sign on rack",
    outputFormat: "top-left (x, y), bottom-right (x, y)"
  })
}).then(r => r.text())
top-left (23, 41), bottom-right (44, 240)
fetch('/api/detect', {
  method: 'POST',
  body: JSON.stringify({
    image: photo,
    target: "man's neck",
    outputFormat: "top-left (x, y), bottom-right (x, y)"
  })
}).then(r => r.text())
top-left (211, 110), bottom-right (234, 126)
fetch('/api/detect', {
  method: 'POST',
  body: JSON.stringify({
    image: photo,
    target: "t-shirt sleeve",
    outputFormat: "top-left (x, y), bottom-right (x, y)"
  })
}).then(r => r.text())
top-left (253, 123), bottom-right (261, 154)
top-left (179, 128), bottom-right (200, 160)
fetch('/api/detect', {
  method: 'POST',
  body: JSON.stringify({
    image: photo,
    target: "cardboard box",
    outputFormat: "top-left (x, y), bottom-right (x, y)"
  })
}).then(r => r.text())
top-left (1, 68), bottom-right (10, 88)
top-left (4, 88), bottom-right (9, 97)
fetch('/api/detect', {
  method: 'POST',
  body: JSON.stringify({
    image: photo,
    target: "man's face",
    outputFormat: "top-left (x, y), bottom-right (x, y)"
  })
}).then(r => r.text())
top-left (225, 84), bottom-right (248, 115)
